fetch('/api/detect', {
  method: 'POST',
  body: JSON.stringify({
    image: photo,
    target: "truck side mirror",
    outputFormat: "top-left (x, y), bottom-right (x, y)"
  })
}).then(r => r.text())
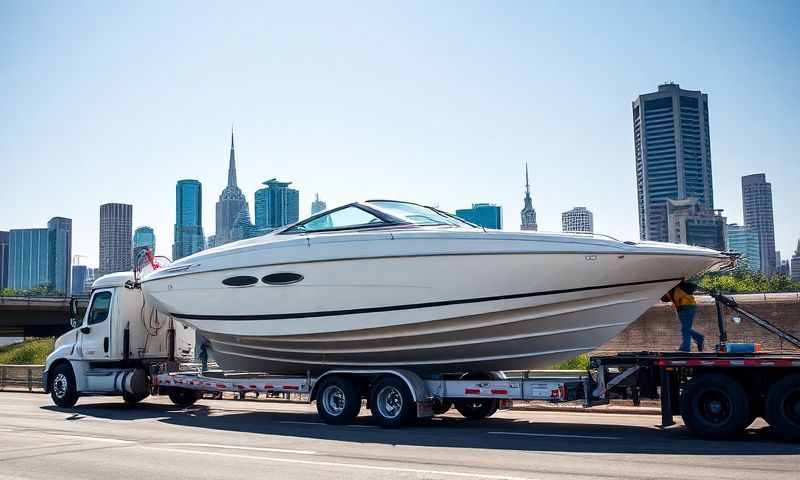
top-left (69, 298), bottom-right (80, 329)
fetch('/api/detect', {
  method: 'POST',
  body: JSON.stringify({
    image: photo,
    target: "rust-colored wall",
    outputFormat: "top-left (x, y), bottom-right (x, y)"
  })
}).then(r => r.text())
top-left (596, 294), bottom-right (800, 353)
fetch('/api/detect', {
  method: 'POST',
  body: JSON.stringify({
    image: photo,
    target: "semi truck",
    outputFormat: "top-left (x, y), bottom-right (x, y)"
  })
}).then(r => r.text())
top-left (44, 271), bottom-right (800, 441)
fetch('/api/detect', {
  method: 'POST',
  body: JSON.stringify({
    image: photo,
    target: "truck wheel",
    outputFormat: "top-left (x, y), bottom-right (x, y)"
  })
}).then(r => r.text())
top-left (680, 373), bottom-right (750, 440)
top-left (433, 398), bottom-right (453, 415)
top-left (315, 376), bottom-right (361, 425)
top-left (764, 374), bottom-right (800, 442)
top-left (50, 363), bottom-right (79, 408)
top-left (370, 377), bottom-right (416, 427)
top-left (454, 398), bottom-right (499, 420)
top-left (168, 389), bottom-right (201, 407)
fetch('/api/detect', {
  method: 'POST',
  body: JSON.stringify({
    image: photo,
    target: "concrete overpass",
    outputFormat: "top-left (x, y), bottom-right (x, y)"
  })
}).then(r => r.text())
top-left (0, 296), bottom-right (89, 337)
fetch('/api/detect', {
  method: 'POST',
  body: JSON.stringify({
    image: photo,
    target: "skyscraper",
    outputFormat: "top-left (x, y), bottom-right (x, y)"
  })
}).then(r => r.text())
top-left (254, 179), bottom-right (300, 230)
top-left (665, 198), bottom-right (726, 251)
top-left (562, 207), bottom-right (594, 233)
top-left (215, 129), bottom-right (249, 246)
top-left (71, 265), bottom-right (89, 296)
top-left (0, 231), bottom-right (8, 290)
top-left (47, 217), bottom-right (72, 296)
top-left (726, 224), bottom-right (761, 273)
top-left (8, 228), bottom-right (49, 291)
top-left (520, 164), bottom-right (537, 231)
top-left (99, 203), bottom-right (133, 275)
top-left (790, 241), bottom-right (800, 282)
top-left (456, 203), bottom-right (502, 229)
top-left (134, 226), bottom-right (156, 253)
top-left (633, 83), bottom-right (713, 242)
top-left (741, 173), bottom-right (776, 276)
top-left (311, 193), bottom-right (327, 215)
top-left (173, 179), bottom-right (205, 260)
top-left (134, 226), bottom-right (156, 267)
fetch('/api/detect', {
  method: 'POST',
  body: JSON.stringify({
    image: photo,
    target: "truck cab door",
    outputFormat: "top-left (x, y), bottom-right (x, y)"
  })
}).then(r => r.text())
top-left (78, 289), bottom-right (113, 360)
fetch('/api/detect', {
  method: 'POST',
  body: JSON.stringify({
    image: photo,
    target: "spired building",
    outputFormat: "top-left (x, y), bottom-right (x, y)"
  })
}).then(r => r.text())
top-left (0, 231), bottom-right (8, 289)
top-left (47, 217), bottom-right (72, 295)
top-left (99, 203), bottom-right (133, 275)
top-left (726, 224), bottom-right (761, 273)
top-left (311, 193), bottom-right (327, 215)
top-left (633, 83), bottom-right (714, 243)
top-left (254, 179), bottom-right (300, 230)
top-left (562, 207), bottom-right (594, 233)
top-left (520, 164), bottom-right (537, 231)
top-left (456, 203), bottom-right (502, 229)
top-left (741, 173), bottom-right (776, 276)
top-left (215, 129), bottom-right (249, 246)
top-left (173, 179), bottom-right (205, 260)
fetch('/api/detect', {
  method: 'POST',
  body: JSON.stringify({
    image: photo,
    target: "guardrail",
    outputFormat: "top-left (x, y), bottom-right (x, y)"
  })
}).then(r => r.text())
top-left (0, 365), bottom-right (44, 392)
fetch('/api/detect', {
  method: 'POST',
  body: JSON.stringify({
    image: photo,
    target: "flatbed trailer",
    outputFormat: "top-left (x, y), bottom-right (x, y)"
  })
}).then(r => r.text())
top-left (153, 291), bottom-right (800, 441)
top-left (587, 351), bottom-right (800, 441)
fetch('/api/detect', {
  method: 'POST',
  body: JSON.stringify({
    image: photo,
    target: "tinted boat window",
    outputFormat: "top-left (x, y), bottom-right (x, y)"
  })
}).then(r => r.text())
top-left (368, 201), bottom-right (471, 227)
top-left (287, 206), bottom-right (385, 233)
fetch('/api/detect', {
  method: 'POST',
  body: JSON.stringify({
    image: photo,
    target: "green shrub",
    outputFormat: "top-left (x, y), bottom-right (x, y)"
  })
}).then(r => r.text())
top-left (552, 353), bottom-right (589, 370)
top-left (0, 338), bottom-right (55, 365)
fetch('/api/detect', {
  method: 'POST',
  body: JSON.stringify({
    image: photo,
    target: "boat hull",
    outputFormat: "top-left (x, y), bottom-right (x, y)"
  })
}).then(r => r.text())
top-left (143, 249), bottom-right (723, 374)
top-left (200, 280), bottom-right (670, 374)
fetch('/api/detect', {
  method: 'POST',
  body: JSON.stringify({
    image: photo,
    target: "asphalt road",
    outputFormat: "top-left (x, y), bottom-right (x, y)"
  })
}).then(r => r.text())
top-left (0, 392), bottom-right (797, 480)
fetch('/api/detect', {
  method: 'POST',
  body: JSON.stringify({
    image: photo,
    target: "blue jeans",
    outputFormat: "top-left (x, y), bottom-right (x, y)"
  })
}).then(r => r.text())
top-left (678, 306), bottom-right (703, 352)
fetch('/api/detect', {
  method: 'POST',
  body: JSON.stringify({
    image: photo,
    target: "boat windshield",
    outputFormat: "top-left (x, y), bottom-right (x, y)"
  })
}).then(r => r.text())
top-left (284, 205), bottom-right (387, 233)
top-left (367, 201), bottom-right (475, 228)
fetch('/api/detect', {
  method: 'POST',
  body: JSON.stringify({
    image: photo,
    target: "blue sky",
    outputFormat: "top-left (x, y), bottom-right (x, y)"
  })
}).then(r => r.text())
top-left (2, 1), bottom-right (798, 266)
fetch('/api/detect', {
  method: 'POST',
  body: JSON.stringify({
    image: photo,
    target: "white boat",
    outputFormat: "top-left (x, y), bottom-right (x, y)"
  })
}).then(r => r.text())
top-left (141, 200), bottom-right (730, 374)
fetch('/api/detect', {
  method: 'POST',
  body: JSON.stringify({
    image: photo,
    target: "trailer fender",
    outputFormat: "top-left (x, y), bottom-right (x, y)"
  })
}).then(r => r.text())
top-left (311, 369), bottom-right (429, 403)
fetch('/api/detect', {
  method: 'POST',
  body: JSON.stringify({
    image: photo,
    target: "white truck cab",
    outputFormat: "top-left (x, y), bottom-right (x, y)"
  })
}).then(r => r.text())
top-left (45, 272), bottom-right (195, 407)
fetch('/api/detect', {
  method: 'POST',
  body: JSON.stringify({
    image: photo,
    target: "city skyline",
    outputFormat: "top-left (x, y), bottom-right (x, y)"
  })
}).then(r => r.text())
top-left (2, 3), bottom-right (798, 266)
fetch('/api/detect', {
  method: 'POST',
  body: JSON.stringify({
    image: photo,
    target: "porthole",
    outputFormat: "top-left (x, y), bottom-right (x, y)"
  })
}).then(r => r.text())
top-left (262, 272), bottom-right (304, 285)
top-left (222, 276), bottom-right (259, 287)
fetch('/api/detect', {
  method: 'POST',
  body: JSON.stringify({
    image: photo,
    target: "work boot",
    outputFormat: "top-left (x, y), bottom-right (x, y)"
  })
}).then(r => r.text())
top-left (697, 337), bottom-right (705, 352)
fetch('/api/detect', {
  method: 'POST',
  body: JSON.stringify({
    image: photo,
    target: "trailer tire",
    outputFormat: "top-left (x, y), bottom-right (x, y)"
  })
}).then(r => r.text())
top-left (764, 374), bottom-right (800, 442)
top-left (680, 373), bottom-right (750, 440)
top-left (454, 399), bottom-right (499, 420)
top-left (168, 388), bottom-right (201, 408)
top-left (316, 376), bottom-right (361, 425)
top-left (433, 398), bottom-right (453, 415)
top-left (369, 377), bottom-right (416, 427)
top-left (49, 363), bottom-right (79, 408)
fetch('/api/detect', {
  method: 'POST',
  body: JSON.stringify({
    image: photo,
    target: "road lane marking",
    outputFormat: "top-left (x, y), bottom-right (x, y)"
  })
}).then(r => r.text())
top-left (45, 434), bottom-right (134, 444)
top-left (142, 446), bottom-right (536, 480)
top-left (278, 421), bottom-right (326, 426)
top-left (160, 443), bottom-right (316, 455)
top-left (488, 431), bottom-right (621, 440)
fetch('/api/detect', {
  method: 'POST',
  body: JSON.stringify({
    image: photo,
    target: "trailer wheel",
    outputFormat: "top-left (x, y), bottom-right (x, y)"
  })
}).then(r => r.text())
top-left (50, 363), bottom-right (79, 408)
top-left (316, 376), bottom-right (361, 425)
top-left (433, 398), bottom-right (453, 415)
top-left (764, 374), bottom-right (800, 442)
top-left (454, 398), bottom-right (498, 420)
top-left (370, 377), bottom-right (416, 427)
top-left (168, 388), bottom-right (201, 408)
top-left (680, 373), bottom-right (750, 440)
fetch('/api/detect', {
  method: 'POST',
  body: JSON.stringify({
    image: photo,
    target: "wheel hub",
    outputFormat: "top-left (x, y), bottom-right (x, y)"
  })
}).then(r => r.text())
top-left (376, 386), bottom-right (403, 419)
top-left (53, 373), bottom-right (68, 398)
top-left (322, 385), bottom-right (346, 416)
